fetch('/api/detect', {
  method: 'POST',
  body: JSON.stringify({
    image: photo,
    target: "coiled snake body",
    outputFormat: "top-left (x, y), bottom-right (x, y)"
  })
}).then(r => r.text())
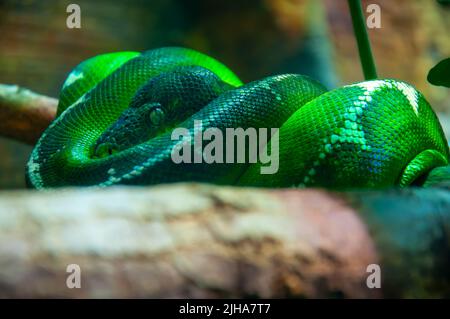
top-left (26, 47), bottom-right (450, 189)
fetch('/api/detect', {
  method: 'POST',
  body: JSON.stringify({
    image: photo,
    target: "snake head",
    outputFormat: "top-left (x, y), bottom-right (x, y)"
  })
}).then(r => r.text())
top-left (93, 102), bottom-right (165, 158)
top-left (92, 66), bottom-right (233, 159)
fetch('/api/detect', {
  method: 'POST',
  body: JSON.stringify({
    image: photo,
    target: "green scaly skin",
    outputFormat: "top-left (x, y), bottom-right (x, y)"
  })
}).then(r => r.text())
top-left (26, 47), bottom-right (450, 189)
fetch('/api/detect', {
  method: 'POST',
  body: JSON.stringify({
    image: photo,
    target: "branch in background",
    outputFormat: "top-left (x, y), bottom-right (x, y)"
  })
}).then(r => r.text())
top-left (0, 84), bottom-right (57, 145)
top-left (0, 183), bottom-right (448, 298)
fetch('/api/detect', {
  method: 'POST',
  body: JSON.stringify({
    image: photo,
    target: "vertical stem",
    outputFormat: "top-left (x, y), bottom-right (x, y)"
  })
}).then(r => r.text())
top-left (347, 0), bottom-right (378, 80)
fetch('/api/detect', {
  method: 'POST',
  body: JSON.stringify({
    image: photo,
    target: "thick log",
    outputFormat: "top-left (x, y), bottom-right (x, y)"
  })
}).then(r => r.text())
top-left (0, 183), bottom-right (448, 298)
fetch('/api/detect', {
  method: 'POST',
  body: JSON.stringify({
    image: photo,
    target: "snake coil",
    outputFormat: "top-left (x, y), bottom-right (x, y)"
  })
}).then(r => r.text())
top-left (26, 47), bottom-right (450, 189)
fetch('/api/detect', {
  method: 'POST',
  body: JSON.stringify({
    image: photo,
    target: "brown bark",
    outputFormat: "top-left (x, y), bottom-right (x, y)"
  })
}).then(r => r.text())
top-left (0, 184), bottom-right (379, 298)
top-left (0, 184), bottom-right (449, 298)
top-left (0, 84), bottom-right (57, 145)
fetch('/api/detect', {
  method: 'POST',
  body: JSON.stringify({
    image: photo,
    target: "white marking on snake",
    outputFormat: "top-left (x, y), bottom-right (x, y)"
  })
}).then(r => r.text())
top-left (345, 79), bottom-right (387, 94)
top-left (393, 82), bottom-right (419, 116)
top-left (73, 94), bottom-right (86, 105)
top-left (28, 152), bottom-right (43, 188)
top-left (63, 70), bottom-right (84, 88)
top-left (346, 80), bottom-right (419, 116)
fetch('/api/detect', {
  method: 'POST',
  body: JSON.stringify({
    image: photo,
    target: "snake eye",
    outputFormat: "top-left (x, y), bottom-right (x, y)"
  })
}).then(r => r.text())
top-left (94, 143), bottom-right (118, 158)
top-left (149, 107), bottom-right (165, 126)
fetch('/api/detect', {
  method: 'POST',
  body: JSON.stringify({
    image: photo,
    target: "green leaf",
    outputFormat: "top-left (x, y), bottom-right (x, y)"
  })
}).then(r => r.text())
top-left (427, 58), bottom-right (450, 88)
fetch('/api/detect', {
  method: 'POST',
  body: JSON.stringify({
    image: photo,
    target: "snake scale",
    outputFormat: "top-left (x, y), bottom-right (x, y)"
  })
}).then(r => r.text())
top-left (26, 47), bottom-right (450, 189)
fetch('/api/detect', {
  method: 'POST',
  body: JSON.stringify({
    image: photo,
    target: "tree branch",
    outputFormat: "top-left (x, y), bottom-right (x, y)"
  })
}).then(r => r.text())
top-left (0, 84), bottom-right (57, 145)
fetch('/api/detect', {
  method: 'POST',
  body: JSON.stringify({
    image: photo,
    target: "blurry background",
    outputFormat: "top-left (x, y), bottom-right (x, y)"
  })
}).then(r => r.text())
top-left (0, 0), bottom-right (449, 188)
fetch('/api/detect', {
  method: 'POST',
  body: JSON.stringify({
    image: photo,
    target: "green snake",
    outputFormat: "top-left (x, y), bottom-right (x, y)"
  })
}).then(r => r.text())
top-left (26, 47), bottom-right (450, 189)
